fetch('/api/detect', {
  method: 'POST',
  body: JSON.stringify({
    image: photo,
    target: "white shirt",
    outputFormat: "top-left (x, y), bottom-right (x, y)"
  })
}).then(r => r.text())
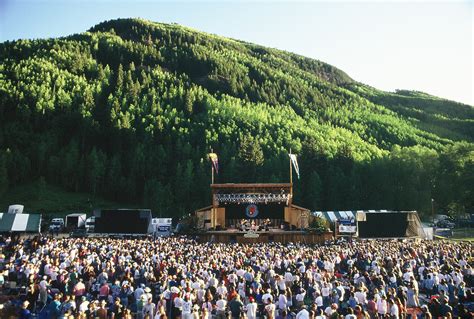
top-left (315, 295), bottom-right (323, 307)
top-left (295, 292), bottom-right (305, 302)
top-left (278, 294), bottom-right (287, 310)
top-left (262, 293), bottom-right (273, 304)
top-left (390, 304), bottom-right (399, 319)
top-left (355, 291), bottom-right (367, 304)
top-left (174, 297), bottom-right (183, 310)
top-left (216, 299), bottom-right (227, 312)
top-left (217, 285), bottom-right (227, 296)
top-left (296, 308), bottom-right (309, 319)
top-left (182, 300), bottom-right (192, 314)
top-left (246, 302), bottom-right (257, 319)
top-left (324, 307), bottom-right (335, 317)
top-left (321, 286), bottom-right (330, 297)
top-left (377, 299), bottom-right (387, 314)
top-left (278, 278), bottom-right (287, 291)
top-left (79, 301), bottom-right (89, 313)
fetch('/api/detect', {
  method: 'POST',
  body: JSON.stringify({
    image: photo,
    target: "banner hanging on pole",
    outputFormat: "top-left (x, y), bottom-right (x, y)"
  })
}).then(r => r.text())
top-left (208, 153), bottom-right (219, 174)
top-left (289, 153), bottom-right (300, 179)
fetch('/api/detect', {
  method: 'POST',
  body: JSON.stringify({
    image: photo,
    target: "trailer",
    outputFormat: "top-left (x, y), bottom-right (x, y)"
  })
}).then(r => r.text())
top-left (65, 213), bottom-right (87, 230)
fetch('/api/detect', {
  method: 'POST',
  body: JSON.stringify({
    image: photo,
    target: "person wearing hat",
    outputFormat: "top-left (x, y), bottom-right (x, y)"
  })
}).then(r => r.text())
top-left (144, 286), bottom-right (153, 301)
top-left (245, 296), bottom-right (257, 319)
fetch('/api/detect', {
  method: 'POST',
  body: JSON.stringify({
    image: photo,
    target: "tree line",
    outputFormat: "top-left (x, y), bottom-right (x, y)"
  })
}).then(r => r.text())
top-left (0, 18), bottom-right (472, 218)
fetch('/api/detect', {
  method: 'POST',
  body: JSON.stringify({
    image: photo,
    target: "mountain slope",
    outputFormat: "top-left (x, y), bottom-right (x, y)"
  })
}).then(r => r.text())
top-left (0, 18), bottom-right (472, 216)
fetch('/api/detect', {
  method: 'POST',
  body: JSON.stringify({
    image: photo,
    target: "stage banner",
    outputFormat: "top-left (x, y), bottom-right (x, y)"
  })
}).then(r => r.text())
top-left (245, 204), bottom-right (259, 218)
top-left (339, 225), bottom-right (357, 233)
top-left (208, 153), bottom-right (219, 174)
top-left (289, 154), bottom-right (300, 179)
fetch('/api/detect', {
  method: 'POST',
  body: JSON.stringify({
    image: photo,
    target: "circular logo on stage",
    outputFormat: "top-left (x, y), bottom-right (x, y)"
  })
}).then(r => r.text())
top-left (246, 204), bottom-right (259, 218)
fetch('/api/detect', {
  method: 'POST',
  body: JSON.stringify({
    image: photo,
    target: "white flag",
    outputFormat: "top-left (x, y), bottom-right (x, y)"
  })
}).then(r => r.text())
top-left (289, 154), bottom-right (300, 179)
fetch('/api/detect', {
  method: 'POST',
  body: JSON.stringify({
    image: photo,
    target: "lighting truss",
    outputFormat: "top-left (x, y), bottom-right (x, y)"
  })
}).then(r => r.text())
top-left (215, 193), bottom-right (291, 205)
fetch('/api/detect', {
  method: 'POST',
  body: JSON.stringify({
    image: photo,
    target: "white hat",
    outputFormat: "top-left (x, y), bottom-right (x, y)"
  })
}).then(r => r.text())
top-left (170, 286), bottom-right (180, 293)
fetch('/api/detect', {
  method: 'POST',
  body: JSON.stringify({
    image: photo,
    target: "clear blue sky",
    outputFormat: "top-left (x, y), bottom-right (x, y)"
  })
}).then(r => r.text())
top-left (1, 0), bottom-right (472, 105)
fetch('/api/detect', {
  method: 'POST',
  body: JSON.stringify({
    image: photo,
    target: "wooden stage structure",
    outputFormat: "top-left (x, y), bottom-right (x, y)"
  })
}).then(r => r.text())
top-left (194, 182), bottom-right (333, 243)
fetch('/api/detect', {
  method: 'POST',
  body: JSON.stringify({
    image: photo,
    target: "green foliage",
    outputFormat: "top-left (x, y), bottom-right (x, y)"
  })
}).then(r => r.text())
top-left (0, 180), bottom-right (127, 216)
top-left (0, 18), bottom-right (473, 217)
top-left (0, 152), bottom-right (8, 196)
top-left (309, 216), bottom-right (329, 233)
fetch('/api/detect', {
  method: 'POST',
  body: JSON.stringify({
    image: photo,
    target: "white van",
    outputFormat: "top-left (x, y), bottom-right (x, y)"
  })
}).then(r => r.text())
top-left (49, 218), bottom-right (65, 232)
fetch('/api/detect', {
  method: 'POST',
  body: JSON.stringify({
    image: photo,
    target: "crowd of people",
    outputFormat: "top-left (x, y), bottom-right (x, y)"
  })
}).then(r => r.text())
top-left (0, 234), bottom-right (472, 319)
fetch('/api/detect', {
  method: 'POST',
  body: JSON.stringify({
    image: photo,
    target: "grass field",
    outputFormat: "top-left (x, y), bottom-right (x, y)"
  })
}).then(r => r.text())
top-left (0, 180), bottom-right (135, 219)
top-left (450, 228), bottom-right (474, 242)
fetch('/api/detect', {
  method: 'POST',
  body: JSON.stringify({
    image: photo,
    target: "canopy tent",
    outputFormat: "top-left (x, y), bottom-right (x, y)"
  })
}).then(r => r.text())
top-left (0, 213), bottom-right (41, 233)
top-left (312, 210), bottom-right (389, 223)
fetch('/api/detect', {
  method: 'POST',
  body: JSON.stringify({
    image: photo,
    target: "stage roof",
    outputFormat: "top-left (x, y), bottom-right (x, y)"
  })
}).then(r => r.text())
top-left (211, 183), bottom-right (291, 189)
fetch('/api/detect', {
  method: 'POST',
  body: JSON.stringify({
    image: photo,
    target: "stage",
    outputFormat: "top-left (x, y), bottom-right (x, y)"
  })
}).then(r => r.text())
top-left (196, 229), bottom-right (333, 244)
top-left (194, 182), bottom-right (332, 243)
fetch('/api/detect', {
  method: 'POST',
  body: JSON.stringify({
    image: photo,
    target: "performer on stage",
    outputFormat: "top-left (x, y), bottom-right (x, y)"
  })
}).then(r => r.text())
top-left (265, 218), bottom-right (271, 230)
top-left (251, 220), bottom-right (257, 231)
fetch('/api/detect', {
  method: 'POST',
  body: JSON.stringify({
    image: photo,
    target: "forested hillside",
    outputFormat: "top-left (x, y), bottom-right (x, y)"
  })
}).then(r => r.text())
top-left (0, 18), bottom-right (472, 217)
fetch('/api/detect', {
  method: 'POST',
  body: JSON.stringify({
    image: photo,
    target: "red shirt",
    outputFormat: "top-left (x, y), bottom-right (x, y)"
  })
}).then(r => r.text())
top-left (99, 284), bottom-right (110, 297)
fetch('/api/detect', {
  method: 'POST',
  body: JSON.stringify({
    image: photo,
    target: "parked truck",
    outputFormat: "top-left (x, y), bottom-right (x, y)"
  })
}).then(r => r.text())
top-left (65, 213), bottom-right (87, 230)
top-left (85, 216), bottom-right (95, 233)
top-left (150, 218), bottom-right (173, 237)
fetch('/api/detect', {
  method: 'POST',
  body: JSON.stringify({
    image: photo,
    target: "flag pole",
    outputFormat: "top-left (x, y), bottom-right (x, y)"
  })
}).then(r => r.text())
top-left (211, 148), bottom-right (214, 185)
top-left (211, 166), bottom-right (214, 185)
